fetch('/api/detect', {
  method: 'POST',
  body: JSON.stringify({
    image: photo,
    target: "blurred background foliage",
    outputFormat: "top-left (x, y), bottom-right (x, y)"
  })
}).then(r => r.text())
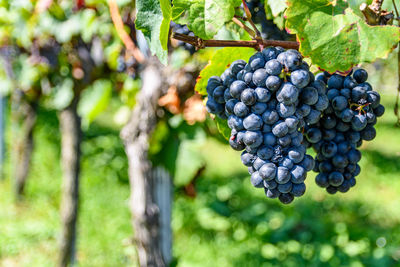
top-left (0, 0), bottom-right (400, 266)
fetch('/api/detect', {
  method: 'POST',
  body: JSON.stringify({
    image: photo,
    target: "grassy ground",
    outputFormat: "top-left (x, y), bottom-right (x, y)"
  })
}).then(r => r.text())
top-left (1, 95), bottom-right (400, 266)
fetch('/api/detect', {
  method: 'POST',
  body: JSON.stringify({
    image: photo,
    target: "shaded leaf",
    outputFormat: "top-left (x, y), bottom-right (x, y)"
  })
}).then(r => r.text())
top-left (136, 0), bottom-right (171, 64)
top-left (78, 79), bottom-right (112, 126)
top-left (285, 0), bottom-right (400, 72)
top-left (215, 116), bottom-right (230, 141)
top-left (172, 0), bottom-right (241, 39)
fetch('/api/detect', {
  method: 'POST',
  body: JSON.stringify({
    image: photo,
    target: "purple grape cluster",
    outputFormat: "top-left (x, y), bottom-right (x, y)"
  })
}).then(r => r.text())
top-left (170, 22), bottom-right (196, 54)
top-left (206, 47), bottom-right (330, 204)
top-left (117, 54), bottom-right (138, 79)
top-left (306, 70), bottom-right (385, 194)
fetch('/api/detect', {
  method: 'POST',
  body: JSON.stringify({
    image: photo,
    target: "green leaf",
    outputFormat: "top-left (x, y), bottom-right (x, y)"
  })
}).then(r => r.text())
top-left (267, 0), bottom-right (286, 17)
top-left (285, 0), bottom-right (400, 73)
top-left (136, 0), bottom-right (171, 64)
top-left (172, 0), bottom-right (241, 39)
top-left (78, 79), bottom-right (112, 126)
top-left (215, 116), bottom-right (230, 141)
top-left (195, 47), bottom-right (255, 96)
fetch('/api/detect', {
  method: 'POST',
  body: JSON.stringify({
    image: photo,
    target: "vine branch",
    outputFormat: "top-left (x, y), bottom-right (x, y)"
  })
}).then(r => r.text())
top-left (241, 0), bottom-right (262, 39)
top-left (172, 33), bottom-right (299, 50)
top-left (108, 0), bottom-right (145, 63)
top-left (360, 0), bottom-right (394, 25)
top-left (232, 17), bottom-right (256, 38)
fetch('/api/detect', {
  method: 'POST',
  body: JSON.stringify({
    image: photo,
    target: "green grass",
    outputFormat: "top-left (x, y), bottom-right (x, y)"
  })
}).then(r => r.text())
top-left (1, 93), bottom-right (400, 266)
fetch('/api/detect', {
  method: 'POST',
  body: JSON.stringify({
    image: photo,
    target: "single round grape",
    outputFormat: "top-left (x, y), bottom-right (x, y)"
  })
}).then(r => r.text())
top-left (241, 151), bottom-right (256, 166)
top-left (265, 59), bottom-right (282, 75)
top-left (265, 75), bottom-right (282, 91)
top-left (230, 80), bottom-right (247, 99)
top-left (251, 172), bottom-right (264, 188)
top-left (252, 68), bottom-right (269, 87)
top-left (291, 183), bottom-right (306, 197)
top-left (328, 171), bottom-right (344, 186)
top-left (241, 88), bottom-right (257, 106)
top-left (259, 163), bottom-right (277, 181)
top-left (353, 69), bottom-right (368, 83)
top-left (278, 182), bottom-right (292, 193)
top-left (277, 82), bottom-right (299, 105)
top-left (278, 193), bottom-right (294, 204)
top-left (290, 69), bottom-right (310, 89)
top-left (233, 102), bottom-right (249, 117)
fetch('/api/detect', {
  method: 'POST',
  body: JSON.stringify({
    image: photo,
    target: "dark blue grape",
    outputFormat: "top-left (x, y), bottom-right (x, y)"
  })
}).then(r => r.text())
top-left (262, 110), bottom-right (279, 125)
top-left (241, 88), bottom-right (257, 105)
top-left (252, 68), bottom-right (269, 87)
top-left (243, 113), bottom-right (263, 130)
top-left (278, 193), bottom-right (294, 204)
top-left (277, 83), bottom-right (299, 105)
top-left (290, 69), bottom-right (310, 89)
top-left (332, 95), bottom-right (347, 111)
top-left (327, 74), bottom-right (344, 89)
top-left (251, 102), bottom-right (268, 115)
top-left (272, 121), bottom-right (288, 137)
top-left (243, 131), bottom-right (263, 148)
top-left (353, 69), bottom-right (368, 83)
top-left (361, 125), bottom-right (376, 141)
top-left (291, 183), bottom-right (306, 196)
top-left (265, 76), bottom-right (282, 91)
top-left (328, 171), bottom-right (344, 186)
top-left (255, 87), bottom-right (271, 102)
top-left (351, 114), bottom-right (367, 131)
top-left (278, 182), bottom-right (292, 193)
top-left (306, 128), bottom-right (322, 143)
top-left (300, 87), bottom-right (318, 105)
top-left (233, 102), bottom-right (249, 117)
top-left (263, 133), bottom-right (277, 146)
top-left (241, 151), bottom-right (257, 166)
top-left (230, 80), bottom-right (247, 99)
top-left (251, 172), bottom-right (264, 188)
top-left (259, 163), bottom-right (277, 181)
top-left (265, 59), bottom-right (282, 75)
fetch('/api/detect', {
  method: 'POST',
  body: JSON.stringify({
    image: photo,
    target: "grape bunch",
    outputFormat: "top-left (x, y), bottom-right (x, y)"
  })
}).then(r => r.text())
top-left (170, 22), bottom-right (196, 54)
top-left (117, 54), bottom-right (138, 79)
top-left (306, 70), bottom-right (385, 194)
top-left (206, 47), bottom-right (330, 204)
top-left (245, 0), bottom-right (291, 41)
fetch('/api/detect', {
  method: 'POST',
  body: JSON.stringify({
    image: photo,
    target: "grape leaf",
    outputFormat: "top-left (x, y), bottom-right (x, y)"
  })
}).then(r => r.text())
top-left (285, 0), bottom-right (400, 73)
top-left (195, 47), bottom-right (255, 140)
top-left (267, 0), bottom-right (286, 17)
top-left (136, 0), bottom-right (171, 64)
top-left (78, 79), bottom-right (112, 127)
top-left (215, 116), bottom-right (231, 141)
top-left (195, 47), bottom-right (255, 96)
top-left (172, 0), bottom-right (242, 39)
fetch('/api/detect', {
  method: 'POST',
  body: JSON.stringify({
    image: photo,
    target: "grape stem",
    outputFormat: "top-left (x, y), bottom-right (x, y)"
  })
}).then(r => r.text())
top-left (232, 17), bottom-right (257, 38)
top-left (241, 0), bottom-right (262, 40)
top-left (171, 33), bottom-right (299, 50)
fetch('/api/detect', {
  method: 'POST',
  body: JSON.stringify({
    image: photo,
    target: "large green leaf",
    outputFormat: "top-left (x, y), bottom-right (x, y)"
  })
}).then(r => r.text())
top-left (195, 47), bottom-right (255, 96)
top-left (172, 0), bottom-right (241, 39)
top-left (285, 0), bottom-right (400, 73)
top-left (136, 0), bottom-right (171, 64)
